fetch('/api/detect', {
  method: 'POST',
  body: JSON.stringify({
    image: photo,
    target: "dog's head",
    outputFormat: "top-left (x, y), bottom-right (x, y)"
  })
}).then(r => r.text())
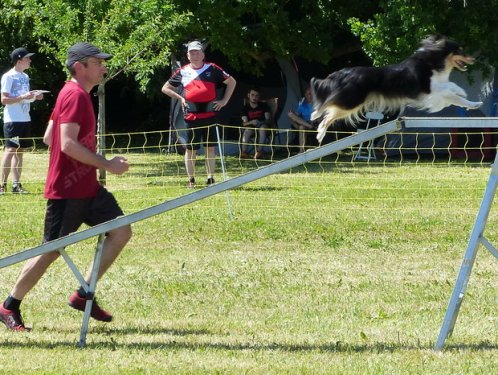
top-left (419, 34), bottom-right (475, 72)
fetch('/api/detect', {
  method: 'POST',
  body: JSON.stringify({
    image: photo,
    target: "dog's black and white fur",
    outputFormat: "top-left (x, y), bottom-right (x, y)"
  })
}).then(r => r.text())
top-left (311, 35), bottom-right (483, 143)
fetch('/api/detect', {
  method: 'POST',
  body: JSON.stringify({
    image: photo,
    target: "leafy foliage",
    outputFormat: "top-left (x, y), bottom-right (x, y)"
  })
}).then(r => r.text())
top-left (349, 0), bottom-right (498, 75)
top-left (2, 0), bottom-right (497, 89)
top-left (172, 0), bottom-right (377, 74)
top-left (1, 0), bottom-right (191, 91)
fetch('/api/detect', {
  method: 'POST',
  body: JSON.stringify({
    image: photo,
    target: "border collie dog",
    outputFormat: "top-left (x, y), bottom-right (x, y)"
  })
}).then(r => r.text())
top-left (311, 35), bottom-right (483, 143)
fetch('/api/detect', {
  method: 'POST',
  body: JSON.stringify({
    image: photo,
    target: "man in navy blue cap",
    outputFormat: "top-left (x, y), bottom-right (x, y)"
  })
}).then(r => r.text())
top-left (65, 42), bottom-right (113, 68)
top-left (0, 47), bottom-right (44, 195)
top-left (0, 42), bottom-right (131, 331)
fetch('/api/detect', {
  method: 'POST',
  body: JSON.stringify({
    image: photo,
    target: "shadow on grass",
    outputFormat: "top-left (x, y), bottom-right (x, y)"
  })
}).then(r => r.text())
top-left (233, 186), bottom-right (284, 192)
top-left (1, 332), bottom-right (497, 352)
top-left (126, 152), bottom-right (406, 180)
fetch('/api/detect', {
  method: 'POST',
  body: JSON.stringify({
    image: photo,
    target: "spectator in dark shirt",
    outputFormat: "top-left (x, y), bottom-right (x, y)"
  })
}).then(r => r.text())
top-left (240, 87), bottom-right (271, 159)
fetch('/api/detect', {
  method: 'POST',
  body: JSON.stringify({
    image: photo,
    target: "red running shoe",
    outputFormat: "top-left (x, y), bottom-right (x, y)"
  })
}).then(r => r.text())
top-left (0, 305), bottom-right (31, 331)
top-left (68, 292), bottom-right (113, 322)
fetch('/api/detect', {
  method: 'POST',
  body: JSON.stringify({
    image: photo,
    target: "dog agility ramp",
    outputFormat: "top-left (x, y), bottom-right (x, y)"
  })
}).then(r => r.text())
top-left (0, 118), bottom-right (401, 346)
top-left (401, 117), bottom-right (498, 128)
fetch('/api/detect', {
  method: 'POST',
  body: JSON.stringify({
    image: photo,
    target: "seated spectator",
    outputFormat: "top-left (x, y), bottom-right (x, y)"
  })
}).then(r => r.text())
top-left (240, 87), bottom-right (271, 159)
top-left (288, 86), bottom-right (317, 153)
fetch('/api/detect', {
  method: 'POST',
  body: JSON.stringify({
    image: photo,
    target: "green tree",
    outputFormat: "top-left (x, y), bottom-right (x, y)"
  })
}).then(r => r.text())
top-left (1, 0), bottom-right (378, 84)
top-left (170, 0), bottom-right (378, 74)
top-left (2, 0), bottom-right (191, 91)
top-left (1, 0), bottom-right (192, 181)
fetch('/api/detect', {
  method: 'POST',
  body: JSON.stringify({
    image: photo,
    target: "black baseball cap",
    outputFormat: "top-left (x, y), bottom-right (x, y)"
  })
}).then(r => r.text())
top-left (10, 48), bottom-right (35, 63)
top-left (66, 42), bottom-right (112, 68)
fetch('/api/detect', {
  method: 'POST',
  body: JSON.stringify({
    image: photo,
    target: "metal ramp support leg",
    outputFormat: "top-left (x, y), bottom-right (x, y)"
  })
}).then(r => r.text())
top-left (78, 233), bottom-right (105, 347)
top-left (434, 152), bottom-right (498, 351)
top-left (354, 112), bottom-right (384, 162)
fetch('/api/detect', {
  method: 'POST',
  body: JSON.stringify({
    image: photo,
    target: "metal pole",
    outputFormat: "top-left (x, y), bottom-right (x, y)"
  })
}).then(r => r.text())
top-left (215, 125), bottom-right (235, 220)
top-left (97, 83), bottom-right (106, 185)
top-left (78, 233), bottom-right (105, 347)
top-left (434, 153), bottom-right (498, 351)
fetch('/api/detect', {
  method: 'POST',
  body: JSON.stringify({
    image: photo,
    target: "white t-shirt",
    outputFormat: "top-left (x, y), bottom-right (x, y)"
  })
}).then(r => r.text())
top-left (1, 68), bottom-right (31, 123)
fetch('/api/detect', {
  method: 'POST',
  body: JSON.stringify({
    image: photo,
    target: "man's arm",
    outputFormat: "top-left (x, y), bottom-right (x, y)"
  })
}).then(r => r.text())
top-left (60, 123), bottom-right (129, 175)
top-left (1, 91), bottom-right (35, 105)
top-left (241, 115), bottom-right (260, 127)
top-left (288, 111), bottom-right (314, 129)
top-left (161, 81), bottom-right (186, 111)
top-left (161, 81), bottom-right (183, 102)
top-left (43, 120), bottom-right (53, 146)
top-left (213, 76), bottom-right (236, 111)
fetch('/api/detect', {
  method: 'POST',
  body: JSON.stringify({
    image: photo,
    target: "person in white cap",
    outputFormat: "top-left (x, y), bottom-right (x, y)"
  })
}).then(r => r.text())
top-left (0, 42), bottom-right (131, 331)
top-left (162, 40), bottom-right (236, 188)
top-left (0, 47), bottom-right (45, 194)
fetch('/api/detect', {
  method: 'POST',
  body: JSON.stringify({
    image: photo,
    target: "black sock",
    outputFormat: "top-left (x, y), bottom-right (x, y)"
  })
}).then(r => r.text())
top-left (4, 295), bottom-right (21, 311)
top-left (77, 287), bottom-right (87, 298)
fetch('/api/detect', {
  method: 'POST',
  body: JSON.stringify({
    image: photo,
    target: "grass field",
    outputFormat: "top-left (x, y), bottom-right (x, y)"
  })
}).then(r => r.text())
top-left (0, 151), bottom-right (497, 374)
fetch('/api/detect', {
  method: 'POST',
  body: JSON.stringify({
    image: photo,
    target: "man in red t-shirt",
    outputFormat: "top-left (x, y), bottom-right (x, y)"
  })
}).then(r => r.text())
top-left (0, 42), bottom-right (131, 331)
top-left (162, 40), bottom-right (236, 188)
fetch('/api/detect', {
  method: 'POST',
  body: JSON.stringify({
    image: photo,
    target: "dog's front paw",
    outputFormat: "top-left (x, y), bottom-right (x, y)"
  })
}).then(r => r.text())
top-left (454, 87), bottom-right (467, 98)
top-left (466, 101), bottom-right (483, 110)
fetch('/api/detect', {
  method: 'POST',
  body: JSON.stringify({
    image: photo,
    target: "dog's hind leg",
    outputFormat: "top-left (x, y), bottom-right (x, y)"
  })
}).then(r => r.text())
top-left (316, 117), bottom-right (332, 144)
top-left (316, 105), bottom-right (350, 144)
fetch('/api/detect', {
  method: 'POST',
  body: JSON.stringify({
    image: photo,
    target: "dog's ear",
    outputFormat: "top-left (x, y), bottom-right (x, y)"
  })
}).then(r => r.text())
top-left (421, 34), bottom-right (448, 50)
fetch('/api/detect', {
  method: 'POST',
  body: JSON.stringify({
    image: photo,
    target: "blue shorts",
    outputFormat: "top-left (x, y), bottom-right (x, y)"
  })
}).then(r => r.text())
top-left (184, 117), bottom-right (219, 150)
top-left (3, 122), bottom-right (32, 148)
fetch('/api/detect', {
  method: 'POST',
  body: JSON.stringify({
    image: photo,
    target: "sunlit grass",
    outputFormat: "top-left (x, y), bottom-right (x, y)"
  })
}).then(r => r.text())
top-left (0, 151), bottom-right (497, 374)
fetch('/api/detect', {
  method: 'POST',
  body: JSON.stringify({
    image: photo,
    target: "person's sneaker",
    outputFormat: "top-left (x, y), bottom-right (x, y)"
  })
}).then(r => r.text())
top-left (0, 184), bottom-right (5, 196)
top-left (68, 292), bottom-right (113, 322)
top-left (187, 177), bottom-right (196, 189)
top-left (254, 151), bottom-right (263, 160)
top-left (12, 183), bottom-right (28, 194)
top-left (0, 305), bottom-right (31, 331)
top-left (206, 177), bottom-right (215, 186)
top-left (240, 151), bottom-right (251, 159)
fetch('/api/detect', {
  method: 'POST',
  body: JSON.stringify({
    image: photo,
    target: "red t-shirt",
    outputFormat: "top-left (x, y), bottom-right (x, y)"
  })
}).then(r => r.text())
top-left (44, 81), bottom-right (100, 199)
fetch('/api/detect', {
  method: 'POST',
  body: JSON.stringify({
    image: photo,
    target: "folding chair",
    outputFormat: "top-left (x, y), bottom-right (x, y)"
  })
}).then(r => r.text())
top-left (354, 111), bottom-right (384, 161)
top-left (264, 97), bottom-right (282, 147)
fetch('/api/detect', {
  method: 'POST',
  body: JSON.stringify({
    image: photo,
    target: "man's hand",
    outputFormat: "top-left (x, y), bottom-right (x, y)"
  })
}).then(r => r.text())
top-left (106, 156), bottom-right (129, 175)
top-left (20, 91), bottom-right (36, 102)
top-left (213, 99), bottom-right (227, 111)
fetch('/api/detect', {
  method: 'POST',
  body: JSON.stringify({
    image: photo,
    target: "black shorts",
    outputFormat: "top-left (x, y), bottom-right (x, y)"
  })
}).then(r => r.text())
top-left (185, 117), bottom-right (219, 150)
top-left (3, 122), bottom-right (32, 148)
top-left (43, 186), bottom-right (124, 243)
